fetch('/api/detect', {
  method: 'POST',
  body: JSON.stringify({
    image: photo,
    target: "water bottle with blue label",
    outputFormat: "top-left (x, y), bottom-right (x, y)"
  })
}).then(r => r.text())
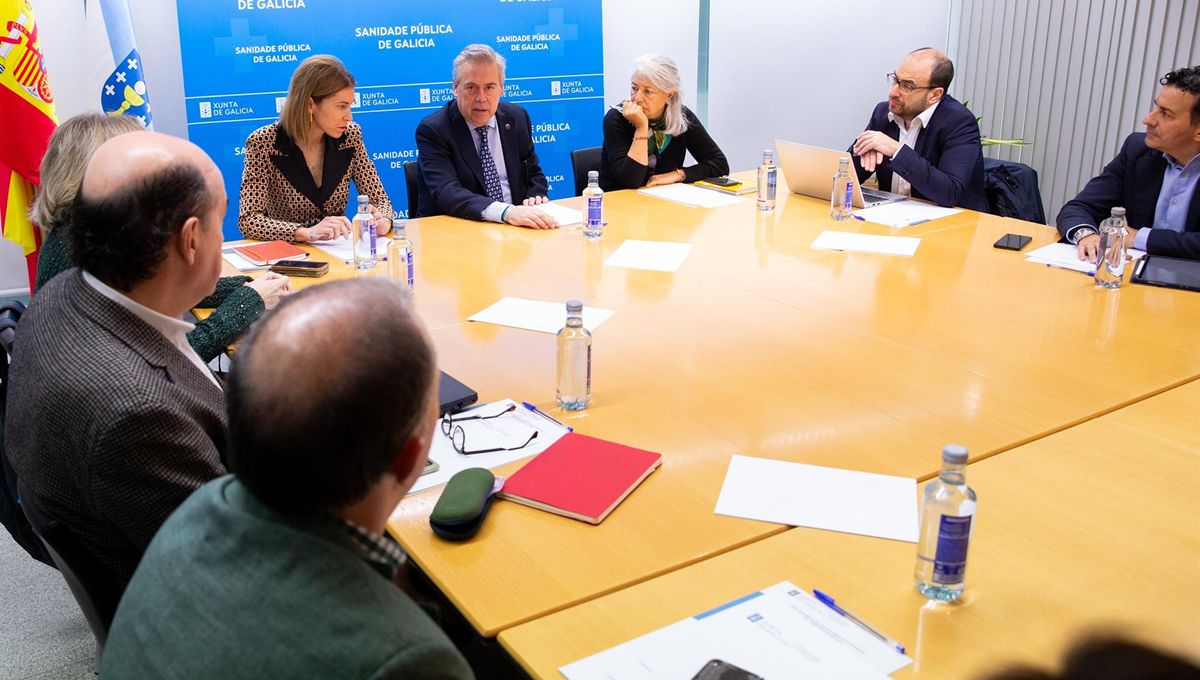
top-left (831, 157), bottom-right (854, 221)
top-left (351, 195), bottom-right (376, 271)
top-left (757, 149), bottom-right (777, 212)
top-left (915, 444), bottom-right (976, 601)
top-left (386, 218), bottom-right (414, 297)
top-left (583, 170), bottom-right (604, 239)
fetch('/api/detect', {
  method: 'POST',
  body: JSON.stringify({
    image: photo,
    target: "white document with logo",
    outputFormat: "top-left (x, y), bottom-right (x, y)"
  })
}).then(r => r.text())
top-left (560, 581), bottom-right (911, 679)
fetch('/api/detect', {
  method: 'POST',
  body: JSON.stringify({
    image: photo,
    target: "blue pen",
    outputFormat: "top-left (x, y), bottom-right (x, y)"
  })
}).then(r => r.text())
top-left (521, 402), bottom-right (573, 432)
top-left (813, 589), bottom-right (906, 654)
top-left (852, 214), bottom-right (867, 221)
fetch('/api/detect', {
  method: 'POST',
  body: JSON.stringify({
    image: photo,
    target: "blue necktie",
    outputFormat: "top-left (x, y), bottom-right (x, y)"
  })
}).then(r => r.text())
top-left (475, 125), bottom-right (504, 203)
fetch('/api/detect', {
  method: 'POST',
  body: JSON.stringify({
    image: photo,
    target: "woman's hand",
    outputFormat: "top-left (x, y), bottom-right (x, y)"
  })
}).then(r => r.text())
top-left (246, 272), bottom-right (292, 309)
top-left (368, 204), bottom-right (392, 236)
top-left (621, 99), bottom-right (649, 131)
top-left (644, 168), bottom-right (685, 188)
top-left (294, 216), bottom-right (352, 242)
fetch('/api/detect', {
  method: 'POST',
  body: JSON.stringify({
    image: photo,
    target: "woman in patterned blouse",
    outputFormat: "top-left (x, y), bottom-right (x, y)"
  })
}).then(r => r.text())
top-left (32, 113), bottom-right (291, 362)
top-left (239, 55), bottom-right (393, 242)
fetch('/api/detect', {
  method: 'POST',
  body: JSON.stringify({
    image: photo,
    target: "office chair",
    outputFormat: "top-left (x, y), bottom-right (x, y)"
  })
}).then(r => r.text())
top-left (570, 146), bottom-right (602, 196)
top-left (403, 160), bottom-right (421, 218)
top-left (23, 497), bottom-right (122, 660)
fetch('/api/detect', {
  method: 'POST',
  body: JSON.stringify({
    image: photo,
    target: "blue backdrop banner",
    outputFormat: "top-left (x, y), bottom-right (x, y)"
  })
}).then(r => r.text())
top-left (175, 0), bottom-right (604, 240)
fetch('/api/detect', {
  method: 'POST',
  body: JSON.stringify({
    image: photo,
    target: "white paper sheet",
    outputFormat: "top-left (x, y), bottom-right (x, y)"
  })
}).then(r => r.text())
top-left (852, 201), bottom-right (962, 227)
top-left (467, 296), bottom-right (614, 334)
top-left (637, 183), bottom-right (747, 208)
top-left (310, 236), bottom-right (392, 262)
top-left (398, 399), bottom-right (570, 499)
top-left (1024, 242), bottom-right (1147, 274)
top-left (534, 202), bottom-right (583, 227)
top-left (811, 231), bottom-right (921, 257)
top-left (561, 581), bottom-right (911, 680)
top-left (221, 249), bottom-right (268, 271)
top-left (604, 240), bottom-right (694, 272)
top-left (714, 455), bottom-right (918, 542)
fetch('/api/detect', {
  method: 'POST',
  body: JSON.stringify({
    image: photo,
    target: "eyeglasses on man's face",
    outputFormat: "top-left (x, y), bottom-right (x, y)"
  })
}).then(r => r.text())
top-left (887, 72), bottom-right (936, 95)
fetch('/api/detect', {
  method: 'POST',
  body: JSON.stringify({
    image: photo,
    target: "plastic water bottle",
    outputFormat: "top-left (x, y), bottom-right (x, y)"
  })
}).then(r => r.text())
top-left (757, 149), bottom-right (777, 212)
top-left (915, 444), bottom-right (976, 602)
top-left (556, 299), bottom-right (591, 410)
top-left (1094, 207), bottom-right (1128, 289)
top-left (386, 219), bottom-right (414, 297)
top-left (583, 170), bottom-right (604, 239)
top-left (351, 195), bottom-right (376, 271)
top-left (831, 157), bottom-right (854, 221)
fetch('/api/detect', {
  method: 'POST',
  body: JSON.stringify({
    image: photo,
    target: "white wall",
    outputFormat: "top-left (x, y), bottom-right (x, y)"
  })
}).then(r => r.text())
top-left (602, 0), bottom-right (699, 110)
top-left (706, 0), bottom-right (952, 173)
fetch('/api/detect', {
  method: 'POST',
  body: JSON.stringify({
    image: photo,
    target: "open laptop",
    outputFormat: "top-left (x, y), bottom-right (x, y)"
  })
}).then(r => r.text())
top-left (438, 370), bottom-right (478, 415)
top-left (774, 139), bottom-right (906, 208)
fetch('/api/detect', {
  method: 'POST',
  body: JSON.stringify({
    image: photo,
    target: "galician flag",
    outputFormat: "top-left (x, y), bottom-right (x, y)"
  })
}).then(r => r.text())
top-left (86, 0), bottom-right (152, 127)
top-left (0, 0), bottom-right (57, 292)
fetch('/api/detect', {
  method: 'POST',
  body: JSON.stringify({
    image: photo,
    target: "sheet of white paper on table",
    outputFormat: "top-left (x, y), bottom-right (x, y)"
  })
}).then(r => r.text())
top-left (714, 455), bottom-right (919, 542)
top-left (811, 230), bottom-right (921, 257)
top-left (535, 202), bottom-right (583, 227)
top-left (604, 240), bottom-right (694, 272)
top-left (852, 200), bottom-right (961, 227)
top-left (310, 236), bottom-right (393, 262)
top-left (221, 249), bottom-right (268, 271)
top-left (637, 183), bottom-right (747, 208)
top-left (560, 580), bottom-right (910, 680)
top-left (1024, 242), bottom-right (1146, 274)
top-left (467, 296), bottom-right (614, 334)
top-left (397, 399), bottom-right (570, 500)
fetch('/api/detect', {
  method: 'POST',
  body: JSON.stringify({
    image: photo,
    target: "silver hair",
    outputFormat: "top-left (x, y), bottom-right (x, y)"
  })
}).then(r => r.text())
top-left (453, 44), bottom-right (507, 86)
top-left (631, 54), bottom-right (688, 136)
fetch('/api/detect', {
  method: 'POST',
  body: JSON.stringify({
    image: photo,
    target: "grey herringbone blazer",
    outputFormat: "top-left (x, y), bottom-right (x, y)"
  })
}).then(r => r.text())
top-left (5, 269), bottom-right (227, 588)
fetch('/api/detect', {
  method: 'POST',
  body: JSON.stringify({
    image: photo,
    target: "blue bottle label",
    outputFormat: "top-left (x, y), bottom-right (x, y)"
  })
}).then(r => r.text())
top-left (404, 250), bottom-right (414, 288)
top-left (932, 514), bottom-right (972, 584)
top-left (587, 196), bottom-right (602, 226)
top-left (766, 169), bottom-right (777, 200)
top-left (843, 181), bottom-right (853, 210)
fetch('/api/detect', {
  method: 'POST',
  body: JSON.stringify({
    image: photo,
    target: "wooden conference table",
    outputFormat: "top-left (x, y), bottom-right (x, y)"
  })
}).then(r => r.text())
top-left (498, 378), bottom-right (1200, 679)
top-left (223, 183), bottom-right (1200, 640)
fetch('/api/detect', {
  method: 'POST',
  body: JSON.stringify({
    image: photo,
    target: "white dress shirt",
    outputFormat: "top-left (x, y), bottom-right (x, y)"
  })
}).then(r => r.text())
top-left (468, 115), bottom-right (513, 222)
top-left (82, 270), bottom-right (221, 388)
top-left (887, 100), bottom-right (941, 197)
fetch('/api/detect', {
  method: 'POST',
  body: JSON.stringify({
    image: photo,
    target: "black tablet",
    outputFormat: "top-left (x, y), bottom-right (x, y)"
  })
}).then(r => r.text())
top-left (1130, 255), bottom-right (1200, 293)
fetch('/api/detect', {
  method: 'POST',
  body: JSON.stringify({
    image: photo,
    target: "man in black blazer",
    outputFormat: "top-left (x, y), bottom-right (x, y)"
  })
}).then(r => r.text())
top-left (416, 44), bottom-right (555, 228)
top-left (850, 48), bottom-right (988, 212)
top-left (1057, 66), bottom-right (1200, 262)
top-left (6, 131), bottom-right (230, 588)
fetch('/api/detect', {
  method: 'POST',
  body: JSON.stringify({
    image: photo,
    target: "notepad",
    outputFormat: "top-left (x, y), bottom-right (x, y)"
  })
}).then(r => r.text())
top-left (232, 240), bottom-right (308, 265)
top-left (498, 433), bottom-right (662, 524)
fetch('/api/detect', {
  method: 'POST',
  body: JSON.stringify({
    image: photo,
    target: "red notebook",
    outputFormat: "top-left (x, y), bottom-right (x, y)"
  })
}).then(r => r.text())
top-left (232, 240), bottom-right (308, 265)
top-left (498, 433), bottom-right (662, 524)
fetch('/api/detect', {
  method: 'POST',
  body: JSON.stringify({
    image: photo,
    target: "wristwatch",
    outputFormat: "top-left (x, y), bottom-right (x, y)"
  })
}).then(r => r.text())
top-left (1072, 227), bottom-right (1098, 243)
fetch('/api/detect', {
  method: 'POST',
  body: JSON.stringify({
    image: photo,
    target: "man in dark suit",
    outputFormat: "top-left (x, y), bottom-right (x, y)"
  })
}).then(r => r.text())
top-left (416, 43), bottom-right (557, 228)
top-left (1057, 66), bottom-right (1200, 262)
top-left (5, 131), bottom-right (229, 589)
top-left (101, 279), bottom-right (473, 678)
top-left (850, 48), bottom-right (988, 211)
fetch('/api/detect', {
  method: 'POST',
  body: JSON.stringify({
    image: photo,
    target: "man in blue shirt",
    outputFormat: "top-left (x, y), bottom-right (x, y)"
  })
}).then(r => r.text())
top-left (1057, 66), bottom-right (1200, 261)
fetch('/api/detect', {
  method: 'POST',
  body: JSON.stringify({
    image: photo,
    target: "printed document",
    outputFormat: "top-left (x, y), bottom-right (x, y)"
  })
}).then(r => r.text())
top-left (638, 184), bottom-right (747, 208)
top-left (468, 297), bottom-right (614, 334)
top-left (811, 231), bottom-right (921, 257)
top-left (852, 201), bottom-right (961, 227)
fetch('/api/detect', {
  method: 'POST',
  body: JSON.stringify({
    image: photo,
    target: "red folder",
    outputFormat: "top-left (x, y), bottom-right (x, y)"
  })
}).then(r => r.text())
top-left (498, 433), bottom-right (662, 524)
top-left (232, 240), bottom-right (308, 265)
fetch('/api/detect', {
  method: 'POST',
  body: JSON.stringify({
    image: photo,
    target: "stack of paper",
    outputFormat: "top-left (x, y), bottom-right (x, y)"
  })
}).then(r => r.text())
top-left (1024, 242), bottom-right (1146, 274)
top-left (853, 201), bottom-right (961, 227)
top-left (221, 248), bottom-right (269, 271)
top-left (311, 236), bottom-right (392, 262)
top-left (637, 184), bottom-right (747, 208)
top-left (811, 230), bottom-right (921, 257)
top-left (468, 297), bottom-right (614, 333)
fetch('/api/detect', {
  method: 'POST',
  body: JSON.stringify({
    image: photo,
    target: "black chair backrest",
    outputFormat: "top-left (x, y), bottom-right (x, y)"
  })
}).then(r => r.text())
top-left (403, 160), bottom-right (420, 218)
top-left (22, 498), bottom-right (121, 657)
top-left (570, 146), bottom-right (602, 196)
top-left (0, 300), bottom-right (24, 414)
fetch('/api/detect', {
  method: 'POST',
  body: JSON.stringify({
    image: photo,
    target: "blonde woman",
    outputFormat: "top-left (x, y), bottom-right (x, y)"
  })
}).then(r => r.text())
top-left (600, 54), bottom-right (729, 191)
top-left (239, 54), bottom-right (392, 242)
top-left (33, 112), bottom-right (290, 361)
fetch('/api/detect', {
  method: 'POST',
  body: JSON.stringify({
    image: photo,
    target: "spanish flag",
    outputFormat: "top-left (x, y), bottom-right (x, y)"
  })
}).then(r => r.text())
top-left (0, 0), bottom-right (56, 293)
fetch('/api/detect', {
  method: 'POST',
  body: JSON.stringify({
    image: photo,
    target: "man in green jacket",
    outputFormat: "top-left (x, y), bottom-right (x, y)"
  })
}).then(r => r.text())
top-left (100, 278), bottom-right (473, 679)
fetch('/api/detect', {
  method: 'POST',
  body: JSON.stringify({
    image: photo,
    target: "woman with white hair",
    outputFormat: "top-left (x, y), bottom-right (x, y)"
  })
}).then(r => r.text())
top-left (599, 54), bottom-right (729, 191)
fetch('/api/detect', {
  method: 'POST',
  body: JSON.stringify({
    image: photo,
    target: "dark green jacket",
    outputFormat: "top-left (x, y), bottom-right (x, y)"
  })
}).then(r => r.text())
top-left (34, 226), bottom-right (264, 362)
top-left (100, 476), bottom-right (474, 679)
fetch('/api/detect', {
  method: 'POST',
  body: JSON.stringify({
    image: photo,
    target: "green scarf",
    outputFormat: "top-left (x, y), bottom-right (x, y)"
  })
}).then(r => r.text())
top-left (648, 116), bottom-right (671, 155)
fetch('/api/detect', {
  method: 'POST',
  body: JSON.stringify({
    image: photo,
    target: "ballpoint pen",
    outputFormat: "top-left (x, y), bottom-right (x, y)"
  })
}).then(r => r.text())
top-left (813, 589), bottom-right (906, 654)
top-left (905, 218), bottom-right (931, 226)
top-left (521, 401), bottom-right (573, 432)
top-left (852, 214), bottom-right (867, 221)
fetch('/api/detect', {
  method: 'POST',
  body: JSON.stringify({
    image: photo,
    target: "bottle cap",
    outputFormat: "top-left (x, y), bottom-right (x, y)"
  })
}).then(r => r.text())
top-left (358, 195), bottom-right (369, 204)
top-left (763, 149), bottom-right (774, 158)
top-left (587, 170), bottom-right (599, 180)
top-left (942, 444), bottom-right (968, 464)
top-left (566, 299), bottom-right (583, 314)
top-left (839, 156), bottom-right (851, 164)
top-left (1111, 206), bottom-right (1126, 217)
